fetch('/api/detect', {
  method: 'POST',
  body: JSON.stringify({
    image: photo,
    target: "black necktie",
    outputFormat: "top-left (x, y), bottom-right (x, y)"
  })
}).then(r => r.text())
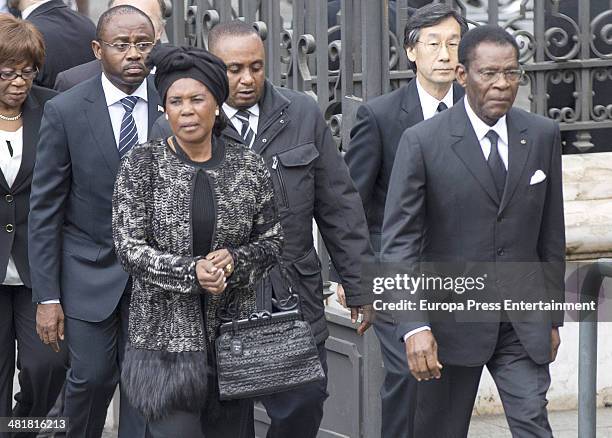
top-left (437, 102), bottom-right (448, 113)
top-left (118, 96), bottom-right (139, 158)
top-left (485, 130), bottom-right (506, 200)
top-left (234, 109), bottom-right (255, 147)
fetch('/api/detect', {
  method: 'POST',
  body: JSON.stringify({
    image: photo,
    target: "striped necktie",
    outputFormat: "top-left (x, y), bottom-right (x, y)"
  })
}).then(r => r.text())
top-left (234, 109), bottom-right (255, 147)
top-left (118, 96), bottom-right (139, 158)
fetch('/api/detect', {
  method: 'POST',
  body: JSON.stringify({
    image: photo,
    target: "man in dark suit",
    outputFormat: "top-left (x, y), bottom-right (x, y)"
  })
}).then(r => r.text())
top-left (54, 0), bottom-right (168, 92)
top-left (342, 4), bottom-right (467, 437)
top-left (9, 0), bottom-right (96, 89)
top-left (382, 25), bottom-right (565, 437)
top-left (28, 5), bottom-right (163, 437)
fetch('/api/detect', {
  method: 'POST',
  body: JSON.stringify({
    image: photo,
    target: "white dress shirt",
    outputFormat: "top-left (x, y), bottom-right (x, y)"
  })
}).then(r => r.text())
top-left (101, 73), bottom-right (149, 148)
top-left (0, 127), bottom-right (24, 285)
top-left (0, 0), bottom-right (9, 14)
top-left (21, 0), bottom-right (53, 19)
top-left (416, 77), bottom-right (454, 121)
top-left (222, 102), bottom-right (260, 148)
top-left (402, 97), bottom-right (510, 342)
top-left (464, 97), bottom-right (509, 170)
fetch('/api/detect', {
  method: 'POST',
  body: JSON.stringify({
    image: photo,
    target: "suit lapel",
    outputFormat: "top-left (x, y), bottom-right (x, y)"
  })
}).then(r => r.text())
top-left (11, 93), bottom-right (41, 190)
top-left (222, 116), bottom-right (243, 144)
top-left (450, 101), bottom-right (500, 205)
top-left (83, 77), bottom-right (119, 176)
top-left (0, 162), bottom-right (8, 191)
top-left (499, 110), bottom-right (531, 213)
top-left (146, 76), bottom-right (164, 138)
top-left (400, 80), bottom-right (424, 129)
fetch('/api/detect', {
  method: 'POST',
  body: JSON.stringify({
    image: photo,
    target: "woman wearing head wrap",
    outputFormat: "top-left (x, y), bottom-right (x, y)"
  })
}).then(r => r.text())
top-left (112, 44), bottom-right (283, 437)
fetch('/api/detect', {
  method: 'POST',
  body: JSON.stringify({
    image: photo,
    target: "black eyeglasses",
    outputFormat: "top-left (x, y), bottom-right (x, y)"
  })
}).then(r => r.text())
top-left (100, 41), bottom-right (155, 53)
top-left (0, 68), bottom-right (38, 81)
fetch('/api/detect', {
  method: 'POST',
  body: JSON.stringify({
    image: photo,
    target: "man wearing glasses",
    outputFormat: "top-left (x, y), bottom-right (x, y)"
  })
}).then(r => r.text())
top-left (28, 5), bottom-right (163, 437)
top-left (383, 25), bottom-right (565, 437)
top-left (342, 4), bottom-right (467, 437)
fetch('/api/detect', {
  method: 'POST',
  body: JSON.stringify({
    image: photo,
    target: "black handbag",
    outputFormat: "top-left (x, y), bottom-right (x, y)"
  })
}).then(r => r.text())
top-left (215, 264), bottom-right (325, 400)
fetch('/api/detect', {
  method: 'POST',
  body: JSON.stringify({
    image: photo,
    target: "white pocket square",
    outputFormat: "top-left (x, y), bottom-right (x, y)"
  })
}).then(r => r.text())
top-left (529, 170), bottom-right (546, 185)
top-left (157, 105), bottom-right (164, 113)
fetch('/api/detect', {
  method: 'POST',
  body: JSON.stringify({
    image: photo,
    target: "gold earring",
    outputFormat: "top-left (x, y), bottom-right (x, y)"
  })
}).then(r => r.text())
top-left (215, 107), bottom-right (219, 116)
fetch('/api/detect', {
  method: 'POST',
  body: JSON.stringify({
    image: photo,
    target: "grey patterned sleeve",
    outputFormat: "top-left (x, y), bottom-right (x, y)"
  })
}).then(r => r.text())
top-left (112, 147), bottom-right (201, 294)
top-left (227, 157), bottom-right (284, 290)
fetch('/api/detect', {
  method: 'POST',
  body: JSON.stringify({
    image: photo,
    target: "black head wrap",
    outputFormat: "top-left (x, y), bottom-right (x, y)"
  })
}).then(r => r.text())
top-left (147, 43), bottom-right (229, 107)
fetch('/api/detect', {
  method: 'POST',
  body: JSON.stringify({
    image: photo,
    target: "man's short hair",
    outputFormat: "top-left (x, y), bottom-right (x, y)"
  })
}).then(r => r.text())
top-left (207, 20), bottom-right (261, 52)
top-left (96, 4), bottom-right (154, 40)
top-left (404, 3), bottom-right (468, 49)
top-left (458, 25), bottom-right (520, 69)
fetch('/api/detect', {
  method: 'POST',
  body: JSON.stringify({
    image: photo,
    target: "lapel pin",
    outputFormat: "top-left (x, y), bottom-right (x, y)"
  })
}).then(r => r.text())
top-left (157, 105), bottom-right (164, 113)
top-left (520, 139), bottom-right (527, 145)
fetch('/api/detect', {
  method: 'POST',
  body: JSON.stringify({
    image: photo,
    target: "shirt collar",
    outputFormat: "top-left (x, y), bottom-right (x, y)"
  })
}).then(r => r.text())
top-left (21, 0), bottom-right (53, 19)
top-left (222, 102), bottom-right (260, 120)
top-left (464, 97), bottom-right (508, 145)
top-left (101, 73), bottom-right (148, 108)
top-left (415, 77), bottom-right (454, 115)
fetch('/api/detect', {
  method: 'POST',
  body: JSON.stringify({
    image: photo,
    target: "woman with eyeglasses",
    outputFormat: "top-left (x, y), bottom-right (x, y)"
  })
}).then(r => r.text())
top-left (0, 14), bottom-right (68, 432)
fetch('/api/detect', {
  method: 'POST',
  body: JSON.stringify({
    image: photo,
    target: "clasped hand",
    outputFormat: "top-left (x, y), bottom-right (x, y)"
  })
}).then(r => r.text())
top-left (196, 248), bottom-right (234, 295)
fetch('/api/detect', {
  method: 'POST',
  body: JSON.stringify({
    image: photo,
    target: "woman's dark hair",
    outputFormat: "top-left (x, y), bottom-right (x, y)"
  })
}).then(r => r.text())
top-left (458, 25), bottom-right (520, 69)
top-left (403, 3), bottom-right (468, 49)
top-left (0, 14), bottom-right (45, 70)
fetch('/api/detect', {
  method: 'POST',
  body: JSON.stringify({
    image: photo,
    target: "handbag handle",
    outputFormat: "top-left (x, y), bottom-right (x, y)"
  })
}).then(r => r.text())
top-left (220, 256), bottom-right (304, 324)
top-left (249, 310), bottom-right (272, 320)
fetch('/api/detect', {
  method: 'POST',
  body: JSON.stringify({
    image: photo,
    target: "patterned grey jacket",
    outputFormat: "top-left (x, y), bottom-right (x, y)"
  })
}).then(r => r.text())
top-left (112, 138), bottom-right (283, 419)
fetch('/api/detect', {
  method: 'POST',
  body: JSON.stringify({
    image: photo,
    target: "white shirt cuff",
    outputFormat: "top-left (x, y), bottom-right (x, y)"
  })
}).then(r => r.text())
top-left (403, 326), bottom-right (431, 342)
top-left (39, 299), bottom-right (60, 304)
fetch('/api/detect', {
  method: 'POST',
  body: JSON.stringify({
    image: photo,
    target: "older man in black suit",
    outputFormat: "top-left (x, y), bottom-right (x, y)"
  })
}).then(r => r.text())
top-left (342, 4), bottom-right (467, 437)
top-left (28, 5), bottom-right (164, 437)
top-left (383, 25), bottom-right (565, 437)
top-left (9, 0), bottom-right (96, 89)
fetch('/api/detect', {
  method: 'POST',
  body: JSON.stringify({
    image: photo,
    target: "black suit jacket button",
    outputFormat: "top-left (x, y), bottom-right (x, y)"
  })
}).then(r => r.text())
top-left (496, 216), bottom-right (502, 222)
top-left (5, 194), bottom-right (13, 203)
top-left (5, 224), bottom-right (14, 233)
top-left (497, 248), bottom-right (504, 256)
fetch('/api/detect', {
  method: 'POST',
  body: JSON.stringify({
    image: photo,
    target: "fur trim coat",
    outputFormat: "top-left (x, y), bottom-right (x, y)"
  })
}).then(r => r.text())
top-left (112, 138), bottom-right (283, 419)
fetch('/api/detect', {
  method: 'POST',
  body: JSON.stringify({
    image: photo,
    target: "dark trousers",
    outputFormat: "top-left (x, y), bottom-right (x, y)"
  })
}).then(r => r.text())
top-left (146, 398), bottom-right (254, 438)
top-left (414, 322), bottom-right (553, 438)
top-left (374, 317), bottom-right (417, 438)
top-left (259, 343), bottom-right (329, 438)
top-left (0, 285), bottom-right (68, 438)
top-left (59, 293), bottom-right (146, 438)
